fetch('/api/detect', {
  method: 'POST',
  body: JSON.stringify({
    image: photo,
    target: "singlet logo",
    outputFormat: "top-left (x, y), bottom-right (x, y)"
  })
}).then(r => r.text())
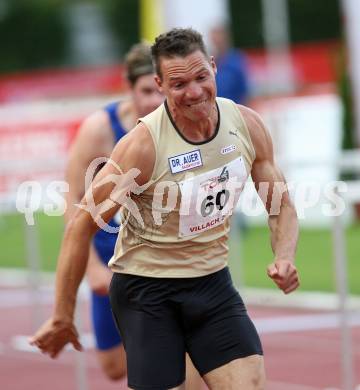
top-left (229, 130), bottom-right (241, 139)
top-left (221, 144), bottom-right (236, 155)
top-left (168, 149), bottom-right (203, 174)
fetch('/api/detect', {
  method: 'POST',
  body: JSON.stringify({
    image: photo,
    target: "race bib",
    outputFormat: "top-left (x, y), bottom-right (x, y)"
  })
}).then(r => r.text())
top-left (178, 157), bottom-right (248, 237)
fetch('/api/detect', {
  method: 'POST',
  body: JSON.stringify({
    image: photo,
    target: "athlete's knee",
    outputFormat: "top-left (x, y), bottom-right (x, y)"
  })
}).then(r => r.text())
top-left (97, 346), bottom-right (127, 381)
top-left (103, 366), bottom-right (126, 381)
top-left (251, 373), bottom-right (266, 390)
top-left (102, 360), bottom-right (126, 381)
top-left (250, 358), bottom-right (266, 390)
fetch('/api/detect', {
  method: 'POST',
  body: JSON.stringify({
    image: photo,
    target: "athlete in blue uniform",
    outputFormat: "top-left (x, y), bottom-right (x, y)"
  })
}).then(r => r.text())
top-left (64, 44), bottom-right (164, 380)
top-left (90, 102), bottom-right (127, 353)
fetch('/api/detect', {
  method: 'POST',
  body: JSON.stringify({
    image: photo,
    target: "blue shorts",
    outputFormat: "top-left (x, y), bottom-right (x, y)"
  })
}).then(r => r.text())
top-left (91, 291), bottom-right (122, 350)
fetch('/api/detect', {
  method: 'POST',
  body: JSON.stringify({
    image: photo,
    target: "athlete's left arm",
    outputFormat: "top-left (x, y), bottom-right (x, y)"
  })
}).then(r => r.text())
top-left (239, 105), bottom-right (300, 294)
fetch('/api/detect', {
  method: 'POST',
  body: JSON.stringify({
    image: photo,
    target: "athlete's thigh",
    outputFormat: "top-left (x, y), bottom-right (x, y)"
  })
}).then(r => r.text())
top-left (203, 355), bottom-right (265, 390)
top-left (185, 353), bottom-right (203, 389)
top-left (110, 273), bottom-right (186, 389)
top-left (184, 268), bottom-right (263, 376)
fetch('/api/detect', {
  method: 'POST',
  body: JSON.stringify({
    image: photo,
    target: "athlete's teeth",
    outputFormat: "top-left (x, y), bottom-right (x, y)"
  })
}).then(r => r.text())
top-left (189, 101), bottom-right (205, 107)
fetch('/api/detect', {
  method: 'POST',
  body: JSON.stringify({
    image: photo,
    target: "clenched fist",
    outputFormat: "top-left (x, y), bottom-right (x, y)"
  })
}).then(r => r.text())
top-left (267, 260), bottom-right (300, 294)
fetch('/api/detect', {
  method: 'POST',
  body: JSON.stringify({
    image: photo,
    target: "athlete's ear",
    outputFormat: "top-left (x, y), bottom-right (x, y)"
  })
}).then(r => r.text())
top-left (210, 56), bottom-right (217, 75)
top-left (154, 74), bottom-right (163, 92)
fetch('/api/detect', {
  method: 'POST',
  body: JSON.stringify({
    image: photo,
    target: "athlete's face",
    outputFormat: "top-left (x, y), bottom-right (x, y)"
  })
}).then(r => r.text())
top-left (132, 73), bottom-right (164, 117)
top-left (155, 50), bottom-right (217, 122)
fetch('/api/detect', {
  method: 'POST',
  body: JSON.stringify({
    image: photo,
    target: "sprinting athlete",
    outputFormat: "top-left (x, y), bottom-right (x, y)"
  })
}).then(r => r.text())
top-left (31, 29), bottom-right (299, 390)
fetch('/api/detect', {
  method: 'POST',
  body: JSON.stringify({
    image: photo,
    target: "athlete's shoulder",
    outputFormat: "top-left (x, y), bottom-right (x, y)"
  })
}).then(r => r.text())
top-left (215, 96), bottom-right (233, 105)
top-left (237, 105), bottom-right (273, 161)
top-left (216, 96), bottom-right (240, 112)
top-left (69, 106), bottom-right (117, 162)
top-left (111, 122), bottom-right (156, 185)
top-left (237, 104), bottom-right (262, 125)
top-left (118, 100), bottom-right (131, 118)
top-left (77, 109), bottom-right (113, 142)
top-left (120, 122), bottom-right (154, 153)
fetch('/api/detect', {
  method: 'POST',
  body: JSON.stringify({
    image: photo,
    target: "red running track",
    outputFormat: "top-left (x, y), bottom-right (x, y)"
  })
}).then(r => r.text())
top-left (0, 288), bottom-right (359, 390)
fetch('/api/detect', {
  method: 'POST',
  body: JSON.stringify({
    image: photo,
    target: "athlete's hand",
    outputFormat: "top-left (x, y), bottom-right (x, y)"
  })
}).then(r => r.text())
top-left (267, 260), bottom-right (300, 294)
top-left (29, 317), bottom-right (83, 358)
top-left (87, 261), bottom-right (112, 296)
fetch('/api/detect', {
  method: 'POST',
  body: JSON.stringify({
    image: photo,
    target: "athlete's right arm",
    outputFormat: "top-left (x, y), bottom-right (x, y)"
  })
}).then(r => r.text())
top-left (29, 123), bottom-right (155, 358)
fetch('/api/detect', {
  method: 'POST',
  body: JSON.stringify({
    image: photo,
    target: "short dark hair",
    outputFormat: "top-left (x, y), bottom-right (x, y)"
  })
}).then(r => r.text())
top-left (125, 43), bottom-right (154, 86)
top-left (151, 28), bottom-right (209, 77)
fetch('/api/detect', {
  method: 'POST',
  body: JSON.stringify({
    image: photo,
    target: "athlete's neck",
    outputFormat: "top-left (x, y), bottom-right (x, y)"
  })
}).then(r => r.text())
top-left (170, 103), bottom-right (218, 143)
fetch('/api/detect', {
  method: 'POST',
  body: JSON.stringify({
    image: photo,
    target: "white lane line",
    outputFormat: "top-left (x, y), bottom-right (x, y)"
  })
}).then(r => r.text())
top-left (255, 312), bottom-right (360, 334)
top-left (11, 333), bottom-right (95, 353)
top-left (242, 287), bottom-right (360, 311)
top-left (11, 335), bottom-right (39, 353)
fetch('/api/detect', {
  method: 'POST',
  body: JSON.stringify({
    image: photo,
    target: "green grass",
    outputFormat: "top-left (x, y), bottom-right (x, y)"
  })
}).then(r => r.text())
top-left (1, 212), bottom-right (359, 294)
top-left (228, 224), bottom-right (360, 294)
top-left (0, 212), bottom-right (63, 272)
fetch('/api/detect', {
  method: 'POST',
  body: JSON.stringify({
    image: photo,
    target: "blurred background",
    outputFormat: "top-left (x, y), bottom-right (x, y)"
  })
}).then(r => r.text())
top-left (0, 1), bottom-right (359, 389)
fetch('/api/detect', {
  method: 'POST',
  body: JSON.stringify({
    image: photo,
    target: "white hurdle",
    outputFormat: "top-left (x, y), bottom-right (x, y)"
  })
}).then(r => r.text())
top-left (23, 220), bottom-right (43, 331)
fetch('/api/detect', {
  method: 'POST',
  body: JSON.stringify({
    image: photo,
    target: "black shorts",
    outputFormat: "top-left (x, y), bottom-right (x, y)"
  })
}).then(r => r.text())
top-left (109, 267), bottom-right (263, 390)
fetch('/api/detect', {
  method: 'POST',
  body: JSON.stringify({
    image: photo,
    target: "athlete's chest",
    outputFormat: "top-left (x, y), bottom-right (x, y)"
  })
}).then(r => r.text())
top-left (159, 133), bottom-right (249, 237)
top-left (163, 125), bottom-right (246, 179)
